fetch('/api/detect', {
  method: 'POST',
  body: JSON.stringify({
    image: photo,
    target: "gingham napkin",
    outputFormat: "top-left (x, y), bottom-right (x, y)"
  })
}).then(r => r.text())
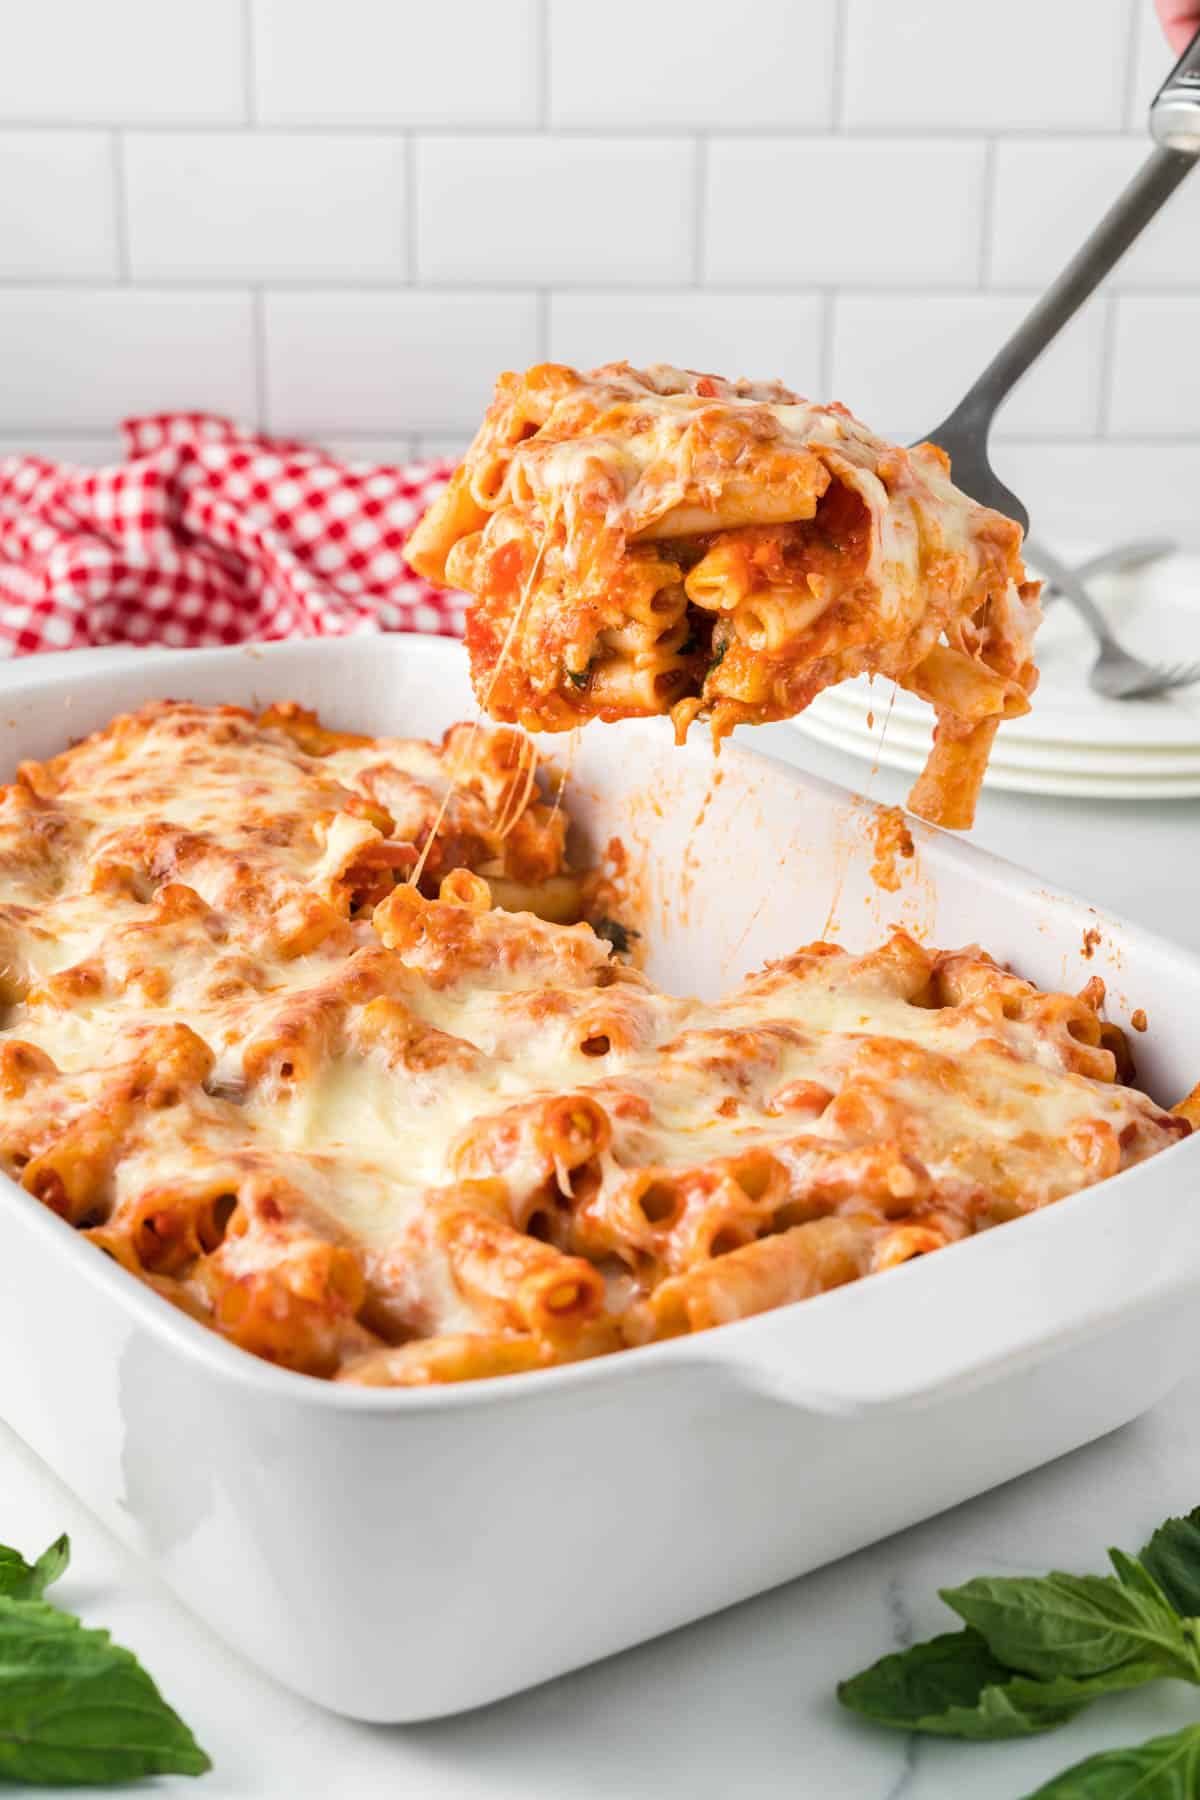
top-left (0, 415), bottom-right (462, 656)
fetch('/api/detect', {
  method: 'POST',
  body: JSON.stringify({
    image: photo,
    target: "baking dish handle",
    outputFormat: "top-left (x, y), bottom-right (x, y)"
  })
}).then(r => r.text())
top-left (694, 1174), bottom-right (1200, 1418)
top-left (711, 1327), bottom-right (1050, 1416)
top-left (712, 1294), bottom-right (1181, 1417)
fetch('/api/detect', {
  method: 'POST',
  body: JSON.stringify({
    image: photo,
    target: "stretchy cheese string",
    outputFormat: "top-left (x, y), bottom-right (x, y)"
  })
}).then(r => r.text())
top-left (544, 729), bottom-right (580, 840)
top-left (494, 737), bottom-right (539, 842)
top-left (872, 680), bottom-right (900, 777)
top-left (407, 537), bottom-right (548, 890)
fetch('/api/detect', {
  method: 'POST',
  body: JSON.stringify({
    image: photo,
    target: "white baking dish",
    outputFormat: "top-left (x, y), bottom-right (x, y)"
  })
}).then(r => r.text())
top-left (0, 634), bottom-right (1197, 1723)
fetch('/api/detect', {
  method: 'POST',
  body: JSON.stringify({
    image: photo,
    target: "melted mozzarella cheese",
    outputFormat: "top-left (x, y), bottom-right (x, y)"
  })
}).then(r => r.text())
top-left (514, 363), bottom-right (984, 588)
top-left (0, 700), bottom-right (1184, 1381)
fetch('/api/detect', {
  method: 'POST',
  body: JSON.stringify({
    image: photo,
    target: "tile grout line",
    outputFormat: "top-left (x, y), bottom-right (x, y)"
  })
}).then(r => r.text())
top-left (693, 136), bottom-right (708, 286)
top-left (241, 0), bottom-right (258, 124)
top-left (830, 0), bottom-right (849, 130)
top-left (0, 277), bottom-right (1188, 298)
top-left (819, 289), bottom-right (835, 397)
top-left (0, 121), bottom-right (1161, 141)
top-left (1121, 0), bottom-right (1144, 129)
top-left (110, 133), bottom-right (131, 282)
top-left (251, 288), bottom-right (268, 429)
top-left (404, 135), bottom-right (419, 282)
top-left (1096, 294), bottom-right (1119, 439)
top-left (535, 0), bottom-right (551, 128)
top-left (977, 139), bottom-right (997, 288)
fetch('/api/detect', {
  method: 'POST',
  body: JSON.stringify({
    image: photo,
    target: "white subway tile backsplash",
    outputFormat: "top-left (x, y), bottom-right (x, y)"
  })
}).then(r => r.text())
top-left (999, 442), bottom-right (1200, 548)
top-left (416, 138), bottom-right (694, 284)
top-left (0, 0), bottom-right (1193, 475)
top-left (1109, 298), bottom-right (1199, 435)
top-left (0, 134), bottom-right (117, 278)
top-left (831, 296), bottom-right (1107, 442)
top-left (549, 0), bottom-right (835, 128)
top-left (548, 293), bottom-right (823, 391)
top-left (842, 0), bottom-right (1129, 130)
top-left (322, 440), bottom-right (420, 466)
top-left (252, 0), bottom-right (537, 126)
top-left (124, 134), bottom-right (407, 281)
top-left (706, 141), bottom-right (985, 285)
top-left (991, 140), bottom-right (1200, 290)
top-left (263, 293), bottom-right (538, 435)
top-left (412, 437), bottom-right (473, 462)
top-left (0, 293), bottom-right (256, 430)
top-left (0, 0), bottom-right (243, 123)
top-left (0, 438), bottom-right (122, 467)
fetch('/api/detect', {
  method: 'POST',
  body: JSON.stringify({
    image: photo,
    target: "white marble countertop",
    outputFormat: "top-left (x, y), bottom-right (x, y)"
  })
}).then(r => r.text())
top-left (2, 662), bottom-right (1200, 1799)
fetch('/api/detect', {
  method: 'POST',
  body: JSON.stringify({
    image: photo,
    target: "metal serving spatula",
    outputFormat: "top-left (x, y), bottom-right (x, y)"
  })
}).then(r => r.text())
top-left (918, 27), bottom-right (1200, 534)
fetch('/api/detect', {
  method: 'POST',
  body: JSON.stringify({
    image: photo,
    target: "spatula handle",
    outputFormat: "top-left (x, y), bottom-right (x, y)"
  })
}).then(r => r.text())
top-left (948, 146), bottom-right (1194, 435)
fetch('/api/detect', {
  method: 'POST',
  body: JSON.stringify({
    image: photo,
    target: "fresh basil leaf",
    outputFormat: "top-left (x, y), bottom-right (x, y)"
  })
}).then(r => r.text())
top-left (1140, 1508), bottom-right (1200, 1621)
top-left (27, 1534), bottom-right (70, 1601)
top-left (0, 1597), bottom-right (210, 1784)
top-left (0, 1535), bottom-right (69, 1602)
top-left (838, 1628), bottom-right (1165, 1741)
top-left (840, 1630), bottom-right (1014, 1731)
top-left (941, 1569), bottom-right (1193, 1682)
top-left (840, 1628), bottom-right (1078, 1739)
top-left (0, 1548), bottom-right (35, 1600)
top-left (1109, 1548), bottom-right (1167, 1603)
top-left (1023, 1722), bottom-right (1200, 1798)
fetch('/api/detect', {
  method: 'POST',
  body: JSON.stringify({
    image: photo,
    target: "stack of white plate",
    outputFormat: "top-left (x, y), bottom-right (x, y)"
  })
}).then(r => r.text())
top-left (790, 551), bottom-right (1200, 799)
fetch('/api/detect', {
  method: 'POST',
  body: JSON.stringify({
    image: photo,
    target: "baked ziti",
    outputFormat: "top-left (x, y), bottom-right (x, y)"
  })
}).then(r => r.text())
top-left (0, 701), bottom-right (1191, 1387)
top-left (406, 362), bottom-right (1041, 830)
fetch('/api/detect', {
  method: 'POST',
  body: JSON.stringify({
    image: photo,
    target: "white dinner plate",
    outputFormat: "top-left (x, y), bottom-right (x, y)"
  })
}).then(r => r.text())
top-left (795, 710), bottom-right (1200, 799)
top-left (810, 688), bottom-right (1200, 777)
top-left (790, 551), bottom-right (1200, 796)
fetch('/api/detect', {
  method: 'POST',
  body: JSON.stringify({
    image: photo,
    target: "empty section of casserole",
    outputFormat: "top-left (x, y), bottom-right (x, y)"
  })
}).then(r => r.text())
top-left (405, 362), bottom-right (1041, 830)
top-left (0, 701), bottom-right (1190, 1387)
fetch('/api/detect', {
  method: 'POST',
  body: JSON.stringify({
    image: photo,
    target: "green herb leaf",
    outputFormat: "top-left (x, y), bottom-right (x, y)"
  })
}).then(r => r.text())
top-left (706, 642), bottom-right (726, 677)
top-left (0, 1597), bottom-right (211, 1784)
top-left (838, 1628), bottom-right (1163, 1741)
top-left (1023, 1722), bottom-right (1200, 1798)
top-left (839, 1516), bottom-right (1200, 1790)
top-left (565, 664), bottom-right (590, 690)
top-left (1109, 1548), bottom-right (1168, 1604)
top-left (0, 1535), bottom-right (69, 1602)
top-left (1140, 1508), bottom-right (1200, 1621)
top-left (941, 1564), bottom-right (1195, 1683)
top-left (840, 1631), bottom-right (1009, 1733)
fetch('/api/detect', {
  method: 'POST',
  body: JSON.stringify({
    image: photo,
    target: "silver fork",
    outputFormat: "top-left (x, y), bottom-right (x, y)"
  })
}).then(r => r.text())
top-left (1040, 536), bottom-right (1177, 594)
top-left (1029, 540), bottom-right (1200, 700)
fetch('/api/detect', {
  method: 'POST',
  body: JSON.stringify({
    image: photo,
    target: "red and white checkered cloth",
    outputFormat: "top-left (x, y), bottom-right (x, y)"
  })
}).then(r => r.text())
top-left (0, 414), bottom-right (462, 657)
